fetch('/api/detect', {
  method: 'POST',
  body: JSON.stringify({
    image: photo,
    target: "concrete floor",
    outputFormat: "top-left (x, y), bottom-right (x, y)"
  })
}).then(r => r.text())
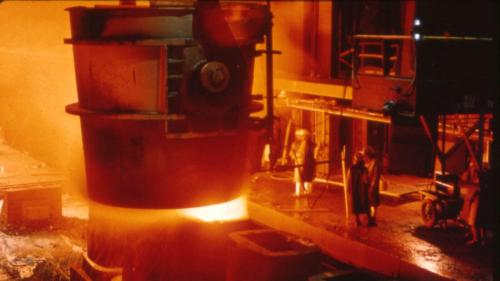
top-left (0, 174), bottom-right (494, 280)
top-left (248, 172), bottom-right (495, 281)
top-left (0, 141), bottom-right (495, 280)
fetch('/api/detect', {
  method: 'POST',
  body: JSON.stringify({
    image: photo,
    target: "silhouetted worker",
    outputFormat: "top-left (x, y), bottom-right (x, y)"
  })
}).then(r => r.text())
top-left (466, 169), bottom-right (491, 246)
top-left (467, 187), bottom-right (481, 246)
top-left (289, 128), bottom-right (315, 196)
top-left (364, 146), bottom-right (380, 226)
top-left (348, 151), bottom-right (369, 226)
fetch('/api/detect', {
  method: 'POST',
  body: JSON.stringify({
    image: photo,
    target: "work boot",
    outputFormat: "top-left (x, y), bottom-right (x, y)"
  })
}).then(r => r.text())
top-left (304, 182), bottom-right (312, 194)
top-left (294, 183), bottom-right (302, 197)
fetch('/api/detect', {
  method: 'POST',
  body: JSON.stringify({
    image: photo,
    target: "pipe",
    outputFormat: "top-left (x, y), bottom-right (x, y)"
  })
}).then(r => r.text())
top-left (265, 0), bottom-right (276, 169)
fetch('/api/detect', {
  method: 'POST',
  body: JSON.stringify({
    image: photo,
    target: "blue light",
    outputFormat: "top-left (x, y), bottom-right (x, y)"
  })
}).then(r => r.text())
top-left (413, 33), bottom-right (421, 41)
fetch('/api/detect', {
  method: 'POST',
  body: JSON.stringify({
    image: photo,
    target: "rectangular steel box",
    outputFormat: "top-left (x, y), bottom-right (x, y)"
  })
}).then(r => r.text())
top-left (1, 185), bottom-right (62, 229)
top-left (227, 229), bottom-right (322, 281)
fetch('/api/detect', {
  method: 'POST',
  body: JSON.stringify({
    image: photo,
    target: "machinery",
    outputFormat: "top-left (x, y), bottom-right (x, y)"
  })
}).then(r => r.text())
top-left (65, 1), bottom-right (273, 280)
top-left (419, 174), bottom-right (463, 228)
top-left (413, 2), bottom-right (495, 228)
top-left (66, 1), bottom-right (271, 209)
top-left (351, 1), bottom-right (496, 228)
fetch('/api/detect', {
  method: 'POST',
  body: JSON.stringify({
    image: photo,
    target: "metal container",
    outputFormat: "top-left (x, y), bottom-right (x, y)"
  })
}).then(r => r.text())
top-left (226, 229), bottom-right (322, 281)
top-left (66, 4), bottom-right (270, 209)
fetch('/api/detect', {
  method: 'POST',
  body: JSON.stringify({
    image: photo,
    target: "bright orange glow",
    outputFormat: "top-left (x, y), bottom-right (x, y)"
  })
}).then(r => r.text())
top-left (273, 79), bottom-right (353, 100)
top-left (89, 196), bottom-right (248, 225)
top-left (181, 196), bottom-right (248, 222)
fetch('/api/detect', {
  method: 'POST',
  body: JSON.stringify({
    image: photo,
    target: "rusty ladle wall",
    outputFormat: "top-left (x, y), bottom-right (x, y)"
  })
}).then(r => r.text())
top-left (65, 2), bottom-right (272, 280)
top-left (66, 2), bottom-right (270, 209)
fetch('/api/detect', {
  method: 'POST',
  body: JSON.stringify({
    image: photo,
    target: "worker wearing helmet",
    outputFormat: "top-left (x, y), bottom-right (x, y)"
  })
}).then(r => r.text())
top-left (289, 128), bottom-right (315, 197)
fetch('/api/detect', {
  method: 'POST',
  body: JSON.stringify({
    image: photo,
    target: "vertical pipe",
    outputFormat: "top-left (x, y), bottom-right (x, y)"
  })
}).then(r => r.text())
top-left (266, 0), bottom-right (275, 170)
top-left (478, 113), bottom-right (484, 171)
top-left (331, 2), bottom-right (340, 78)
top-left (309, 1), bottom-right (319, 77)
top-left (441, 114), bottom-right (446, 174)
top-left (341, 145), bottom-right (349, 221)
top-left (382, 40), bottom-right (389, 76)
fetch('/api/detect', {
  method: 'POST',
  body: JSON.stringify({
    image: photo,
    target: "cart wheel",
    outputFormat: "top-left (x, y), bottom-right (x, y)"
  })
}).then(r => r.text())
top-left (421, 199), bottom-right (437, 228)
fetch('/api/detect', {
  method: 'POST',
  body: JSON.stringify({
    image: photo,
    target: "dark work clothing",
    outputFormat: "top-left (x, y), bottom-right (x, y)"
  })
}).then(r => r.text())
top-left (366, 160), bottom-right (381, 207)
top-left (476, 171), bottom-right (493, 229)
top-left (350, 162), bottom-right (369, 214)
top-left (302, 141), bottom-right (315, 182)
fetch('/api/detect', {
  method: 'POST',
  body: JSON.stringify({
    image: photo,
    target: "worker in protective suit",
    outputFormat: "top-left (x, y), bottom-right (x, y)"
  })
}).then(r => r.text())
top-left (289, 129), bottom-right (315, 197)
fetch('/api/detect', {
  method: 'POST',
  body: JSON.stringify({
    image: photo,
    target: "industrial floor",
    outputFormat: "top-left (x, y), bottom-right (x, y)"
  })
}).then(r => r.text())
top-left (0, 141), bottom-right (381, 281)
top-left (0, 142), bottom-right (87, 280)
top-left (0, 141), bottom-right (495, 280)
top-left (0, 195), bottom-right (87, 280)
top-left (248, 172), bottom-right (495, 281)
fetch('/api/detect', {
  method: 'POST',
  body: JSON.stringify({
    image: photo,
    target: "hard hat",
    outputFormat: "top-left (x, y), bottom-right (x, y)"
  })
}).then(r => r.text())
top-left (295, 128), bottom-right (309, 137)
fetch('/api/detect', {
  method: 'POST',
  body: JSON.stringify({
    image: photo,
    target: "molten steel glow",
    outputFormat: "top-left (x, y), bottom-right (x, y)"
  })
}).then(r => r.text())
top-left (181, 196), bottom-right (248, 222)
top-left (89, 196), bottom-right (248, 225)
